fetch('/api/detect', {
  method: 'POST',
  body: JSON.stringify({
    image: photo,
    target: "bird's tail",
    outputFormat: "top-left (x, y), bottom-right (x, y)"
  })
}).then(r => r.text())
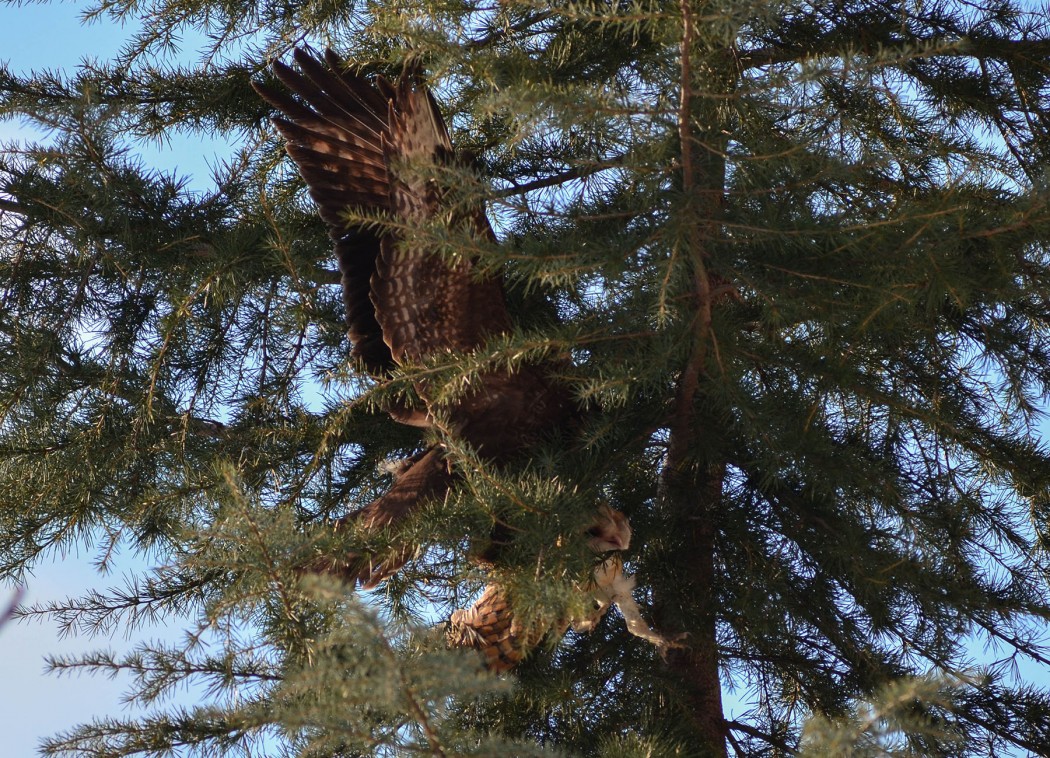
top-left (448, 584), bottom-right (535, 672)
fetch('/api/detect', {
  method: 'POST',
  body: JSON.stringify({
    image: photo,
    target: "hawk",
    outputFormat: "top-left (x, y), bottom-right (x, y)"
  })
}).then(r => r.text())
top-left (254, 48), bottom-right (677, 668)
top-left (254, 48), bottom-right (575, 586)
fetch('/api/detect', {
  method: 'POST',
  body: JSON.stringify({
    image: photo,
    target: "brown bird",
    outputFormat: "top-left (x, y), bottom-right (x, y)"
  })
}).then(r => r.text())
top-left (253, 48), bottom-right (575, 586)
top-left (255, 50), bottom-right (678, 670)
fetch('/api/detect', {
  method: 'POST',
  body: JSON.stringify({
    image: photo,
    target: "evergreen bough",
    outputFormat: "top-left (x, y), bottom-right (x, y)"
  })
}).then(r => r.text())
top-left (2, 0), bottom-right (1050, 755)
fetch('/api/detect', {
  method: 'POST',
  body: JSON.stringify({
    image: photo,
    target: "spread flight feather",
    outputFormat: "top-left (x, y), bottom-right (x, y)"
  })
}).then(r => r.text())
top-left (254, 47), bottom-right (574, 584)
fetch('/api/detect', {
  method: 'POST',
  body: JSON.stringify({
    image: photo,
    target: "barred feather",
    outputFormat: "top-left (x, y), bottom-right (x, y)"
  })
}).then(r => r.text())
top-left (255, 48), bottom-right (577, 593)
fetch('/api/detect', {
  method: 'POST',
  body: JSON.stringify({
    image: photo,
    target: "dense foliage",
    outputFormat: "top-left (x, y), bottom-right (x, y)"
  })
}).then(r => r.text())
top-left (3, 0), bottom-right (1050, 755)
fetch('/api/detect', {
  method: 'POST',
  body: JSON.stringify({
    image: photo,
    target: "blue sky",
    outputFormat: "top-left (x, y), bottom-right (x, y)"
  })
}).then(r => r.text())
top-left (0, 5), bottom-right (216, 754)
top-left (0, 2), bottom-right (227, 189)
top-left (1, 3), bottom-right (1049, 756)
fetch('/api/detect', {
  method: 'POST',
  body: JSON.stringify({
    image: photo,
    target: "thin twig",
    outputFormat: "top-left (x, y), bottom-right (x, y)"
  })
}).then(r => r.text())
top-left (0, 586), bottom-right (25, 628)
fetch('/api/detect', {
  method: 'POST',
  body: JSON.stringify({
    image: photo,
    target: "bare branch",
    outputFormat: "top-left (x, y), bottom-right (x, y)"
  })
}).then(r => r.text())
top-left (726, 720), bottom-right (798, 755)
top-left (0, 197), bottom-right (24, 214)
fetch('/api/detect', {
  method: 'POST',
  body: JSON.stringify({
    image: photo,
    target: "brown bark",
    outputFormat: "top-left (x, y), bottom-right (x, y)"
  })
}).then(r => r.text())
top-left (660, 463), bottom-right (727, 757)
top-left (653, 2), bottom-right (735, 755)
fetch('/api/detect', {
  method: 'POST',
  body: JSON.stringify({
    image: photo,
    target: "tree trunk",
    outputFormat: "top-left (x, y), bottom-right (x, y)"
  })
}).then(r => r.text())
top-left (656, 3), bottom-right (735, 753)
top-left (661, 461), bottom-right (727, 757)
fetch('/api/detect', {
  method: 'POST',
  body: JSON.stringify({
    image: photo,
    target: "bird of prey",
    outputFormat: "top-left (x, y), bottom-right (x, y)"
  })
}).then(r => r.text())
top-left (253, 48), bottom-right (576, 586)
top-left (254, 48), bottom-right (677, 668)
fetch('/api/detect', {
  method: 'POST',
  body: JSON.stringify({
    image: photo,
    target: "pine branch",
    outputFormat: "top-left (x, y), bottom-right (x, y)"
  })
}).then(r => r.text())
top-left (465, 10), bottom-right (554, 50)
top-left (740, 33), bottom-right (1050, 71)
top-left (490, 154), bottom-right (626, 199)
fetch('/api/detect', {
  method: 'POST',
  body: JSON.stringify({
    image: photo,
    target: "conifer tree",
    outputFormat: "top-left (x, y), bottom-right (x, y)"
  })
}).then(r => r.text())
top-left (3, 0), bottom-right (1050, 755)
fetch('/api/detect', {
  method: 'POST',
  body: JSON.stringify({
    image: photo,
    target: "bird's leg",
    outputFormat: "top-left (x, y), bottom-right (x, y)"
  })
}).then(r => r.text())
top-left (596, 562), bottom-right (687, 652)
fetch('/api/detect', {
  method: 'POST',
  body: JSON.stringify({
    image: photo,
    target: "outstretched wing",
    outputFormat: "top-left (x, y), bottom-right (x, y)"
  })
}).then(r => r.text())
top-left (306, 448), bottom-right (453, 588)
top-left (253, 48), bottom-right (511, 375)
top-left (254, 49), bottom-right (394, 376)
top-left (255, 49), bottom-right (579, 590)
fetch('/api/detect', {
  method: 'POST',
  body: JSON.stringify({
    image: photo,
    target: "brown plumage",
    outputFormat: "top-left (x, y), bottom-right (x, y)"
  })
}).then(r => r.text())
top-left (254, 49), bottom-right (575, 585)
top-left (257, 50), bottom-right (682, 669)
top-left (304, 448), bottom-right (453, 588)
top-left (446, 584), bottom-right (546, 673)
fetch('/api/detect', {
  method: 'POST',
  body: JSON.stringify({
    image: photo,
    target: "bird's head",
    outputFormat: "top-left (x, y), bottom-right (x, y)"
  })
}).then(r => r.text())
top-left (586, 504), bottom-right (631, 553)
